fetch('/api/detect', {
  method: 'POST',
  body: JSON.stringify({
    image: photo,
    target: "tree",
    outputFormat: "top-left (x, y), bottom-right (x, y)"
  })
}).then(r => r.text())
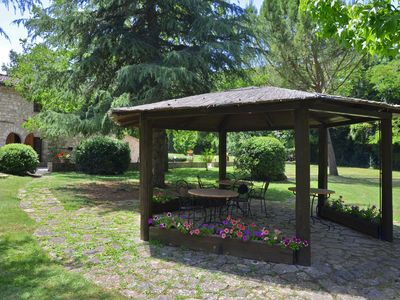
top-left (258, 0), bottom-right (365, 175)
top-left (0, 1), bottom-right (41, 39)
top-left (172, 130), bottom-right (198, 155)
top-left (301, 0), bottom-right (400, 57)
top-left (14, 0), bottom-right (256, 186)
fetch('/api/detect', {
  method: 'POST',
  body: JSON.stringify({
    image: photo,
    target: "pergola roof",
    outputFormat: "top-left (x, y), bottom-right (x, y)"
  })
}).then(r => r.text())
top-left (110, 86), bottom-right (400, 131)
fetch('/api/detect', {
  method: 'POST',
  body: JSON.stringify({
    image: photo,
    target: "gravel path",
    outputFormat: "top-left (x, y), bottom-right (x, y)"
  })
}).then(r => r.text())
top-left (19, 188), bottom-right (400, 299)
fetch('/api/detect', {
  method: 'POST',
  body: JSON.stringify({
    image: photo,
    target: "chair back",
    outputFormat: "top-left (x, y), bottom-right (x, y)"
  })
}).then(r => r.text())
top-left (175, 180), bottom-right (189, 197)
top-left (261, 178), bottom-right (271, 198)
top-left (197, 175), bottom-right (205, 189)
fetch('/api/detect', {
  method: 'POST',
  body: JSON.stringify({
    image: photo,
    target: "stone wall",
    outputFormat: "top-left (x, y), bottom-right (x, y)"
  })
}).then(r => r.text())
top-left (0, 86), bottom-right (48, 163)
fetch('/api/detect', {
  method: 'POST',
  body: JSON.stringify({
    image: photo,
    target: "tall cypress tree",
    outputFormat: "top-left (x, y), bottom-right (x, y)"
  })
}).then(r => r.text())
top-left (21, 0), bottom-right (256, 186)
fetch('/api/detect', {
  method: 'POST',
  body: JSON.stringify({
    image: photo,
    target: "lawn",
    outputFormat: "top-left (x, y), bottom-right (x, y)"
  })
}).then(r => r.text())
top-left (166, 164), bottom-right (400, 222)
top-left (23, 163), bottom-right (400, 222)
top-left (1, 164), bottom-right (399, 298)
top-left (0, 176), bottom-right (124, 300)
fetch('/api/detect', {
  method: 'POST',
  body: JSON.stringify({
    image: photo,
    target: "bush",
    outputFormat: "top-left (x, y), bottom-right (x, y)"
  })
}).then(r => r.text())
top-left (75, 136), bottom-right (130, 175)
top-left (0, 143), bottom-right (39, 175)
top-left (172, 130), bottom-right (198, 155)
top-left (234, 136), bottom-right (286, 181)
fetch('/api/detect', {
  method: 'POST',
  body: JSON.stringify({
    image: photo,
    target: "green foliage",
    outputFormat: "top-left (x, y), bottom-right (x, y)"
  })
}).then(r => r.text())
top-left (234, 136), bottom-right (286, 181)
top-left (172, 131), bottom-right (198, 155)
top-left (259, 0), bottom-right (362, 93)
top-left (327, 196), bottom-right (381, 224)
top-left (302, 0), bottom-right (400, 57)
top-left (195, 133), bottom-right (218, 154)
top-left (0, 0), bottom-right (41, 39)
top-left (367, 59), bottom-right (400, 103)
top-left (14, 0), bottom-right (256, 139)
top-left (201, 148), bottom-right (215, 170)
top-left (0, 144), bottom-right (39, 175)
top-left (75, 136), bottom-right (131, 175)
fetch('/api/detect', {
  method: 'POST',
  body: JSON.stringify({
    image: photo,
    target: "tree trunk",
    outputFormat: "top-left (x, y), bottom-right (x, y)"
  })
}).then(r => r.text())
top-left (152, 129), bottom-right (167, 187)
top-left (327, 129), bottom-right (339, 176)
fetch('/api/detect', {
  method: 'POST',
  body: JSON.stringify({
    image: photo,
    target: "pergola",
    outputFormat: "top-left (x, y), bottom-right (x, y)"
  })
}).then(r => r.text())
top-left (110, 86), bottom-right (399, 266)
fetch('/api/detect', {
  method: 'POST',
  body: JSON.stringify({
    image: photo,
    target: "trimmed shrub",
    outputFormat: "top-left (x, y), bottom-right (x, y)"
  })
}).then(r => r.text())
top-left (75, 136), bottom-right (130, 175)
top-left (234, 136), bottom-right (286, 181)
top-left (0, 143), bottom-right (39, 175)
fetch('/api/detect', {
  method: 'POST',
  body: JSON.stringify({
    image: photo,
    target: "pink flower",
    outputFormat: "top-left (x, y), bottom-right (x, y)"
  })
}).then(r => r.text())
top-left (231, 219), bottom-right (237, 225)
top-left (224, 228), bottom-right (229, 234)
top-left (221, 233), bottom-right (226, 239)
top-left (236, 231), bottom-right (243, 238)
top-left (194, 229), bottom-right (200, 235)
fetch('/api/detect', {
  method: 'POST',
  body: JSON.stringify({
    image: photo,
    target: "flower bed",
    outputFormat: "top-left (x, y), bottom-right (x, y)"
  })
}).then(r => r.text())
top-left (149, 214), bottom-right (308, 265)
top-left (320, 197), bottom-right (381, 238)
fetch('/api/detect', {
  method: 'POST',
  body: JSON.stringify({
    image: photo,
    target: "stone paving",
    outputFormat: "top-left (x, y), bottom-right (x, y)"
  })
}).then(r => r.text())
top-left (19, 187), bottom-right (400, 299)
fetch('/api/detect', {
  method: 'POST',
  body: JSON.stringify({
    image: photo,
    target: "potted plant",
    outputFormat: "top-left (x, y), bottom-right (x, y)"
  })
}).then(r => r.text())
top-left (319, 196), bottom-right (381, 238)
top-left (148, 214), bottom-right (309, 265)
top-left (201, 148), bottom-right (215, 170)
top-left (55, 151), bottom-right (71, 164)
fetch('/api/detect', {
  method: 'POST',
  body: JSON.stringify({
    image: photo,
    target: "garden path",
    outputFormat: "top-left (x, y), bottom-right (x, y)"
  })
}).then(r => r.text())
top-left (19, 188), bottom-right (400, 299)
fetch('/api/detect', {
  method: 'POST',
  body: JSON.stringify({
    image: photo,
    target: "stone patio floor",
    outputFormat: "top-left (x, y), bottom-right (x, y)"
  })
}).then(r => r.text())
top-left (19, 187), bottom-right (400, 299)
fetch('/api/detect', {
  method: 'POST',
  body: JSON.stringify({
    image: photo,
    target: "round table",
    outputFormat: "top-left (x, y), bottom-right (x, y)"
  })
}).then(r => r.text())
top-left (188, 189), bottom-right (239, 222)
top-left (188, 188), bottom-right (238, 199)
top-left (288, 187), bottom-right (335, 227)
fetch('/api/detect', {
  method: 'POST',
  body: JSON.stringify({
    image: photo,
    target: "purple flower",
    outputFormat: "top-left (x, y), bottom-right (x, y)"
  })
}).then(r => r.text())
top-left (242, 235), bottom-right (248, 242)
top-left (159, 223), bottom-right (166, 228)
top-left (222, 220), bottom-right (229, 225)
top-left (244, 230), bottom-right (250, 236)
top-left (303, 240), bottom-right (309, 247)
top-left (148, 217), bottom-right (153, 225)
top-left (254, 231), bottom-right (262, 238)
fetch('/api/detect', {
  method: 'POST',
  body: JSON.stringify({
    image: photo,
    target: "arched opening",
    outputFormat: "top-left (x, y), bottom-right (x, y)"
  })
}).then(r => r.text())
top-left (24, 133), bottom-right (34, 147)
top-left (6, 132), bottom-right (21, 144)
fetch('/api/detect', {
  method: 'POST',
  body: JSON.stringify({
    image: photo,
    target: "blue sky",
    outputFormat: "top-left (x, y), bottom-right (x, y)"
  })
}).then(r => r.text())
top-left (0, 0), bottom-right (263, 68)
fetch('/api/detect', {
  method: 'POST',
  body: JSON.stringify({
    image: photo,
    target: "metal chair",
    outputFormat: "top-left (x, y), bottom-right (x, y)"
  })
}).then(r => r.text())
top-left (175, 180), bottom-right (202, 221)
top-left (197, 175), bottom-right (216, 189)
top-left (230, 183), bottom-right (253, 216)
top-left (250, 179), bottom-right (270, 216)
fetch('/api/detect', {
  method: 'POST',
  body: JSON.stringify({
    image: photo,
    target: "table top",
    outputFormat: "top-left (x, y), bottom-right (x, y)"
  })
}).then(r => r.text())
top-left (288, 187), bottom-right (335, 195)
top-left (188, 188), bottom-right (239, 199)
top-left (216, 179), bottom-right (254, 186)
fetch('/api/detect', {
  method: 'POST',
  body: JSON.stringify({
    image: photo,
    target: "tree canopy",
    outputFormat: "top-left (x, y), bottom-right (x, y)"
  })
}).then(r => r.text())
top-left (301, 0), bottom-right (400, 57)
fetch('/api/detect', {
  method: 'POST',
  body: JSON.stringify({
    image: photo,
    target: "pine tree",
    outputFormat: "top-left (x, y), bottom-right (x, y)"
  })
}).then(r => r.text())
top-left (18, 0), bottom-right (256, 186)
top-left (259, 0), bottom-right (364, 176)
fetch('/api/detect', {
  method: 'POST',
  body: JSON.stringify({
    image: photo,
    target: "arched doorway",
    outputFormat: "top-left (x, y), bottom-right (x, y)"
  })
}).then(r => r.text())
top-left (6, 132), bottom-right (21, 144)
top-left (24, 133), bottom-right (34, 147)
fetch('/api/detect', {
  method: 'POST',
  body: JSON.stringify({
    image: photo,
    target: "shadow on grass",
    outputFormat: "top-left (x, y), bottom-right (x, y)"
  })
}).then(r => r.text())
top-left (0, 234), bottom-right (122, 299)
top-left (51, 181), bottom-right (141, 214)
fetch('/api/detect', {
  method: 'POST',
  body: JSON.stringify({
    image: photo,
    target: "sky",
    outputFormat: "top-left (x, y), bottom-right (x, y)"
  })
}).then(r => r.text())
top-left (0, 0), bottom-right (264, 69)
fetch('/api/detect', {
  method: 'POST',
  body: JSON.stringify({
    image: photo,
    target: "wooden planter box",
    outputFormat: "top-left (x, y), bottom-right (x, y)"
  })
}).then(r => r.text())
top-left (151, 199), bottom-right (181, 214)
top-left (319, 206), bottom-right (381, 238)
top-left (149, 227), bottom-right (296, 264)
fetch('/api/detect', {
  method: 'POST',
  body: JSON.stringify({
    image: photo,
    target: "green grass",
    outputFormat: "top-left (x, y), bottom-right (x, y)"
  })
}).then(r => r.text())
top-left (0, 176), bottom-right (124, 299)
top-left (29, 164), bottom-right (399, 222)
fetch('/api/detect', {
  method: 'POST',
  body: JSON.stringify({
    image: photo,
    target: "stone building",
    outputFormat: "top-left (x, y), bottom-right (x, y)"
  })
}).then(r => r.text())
top-left (0, 74), bottom-right (48, 164)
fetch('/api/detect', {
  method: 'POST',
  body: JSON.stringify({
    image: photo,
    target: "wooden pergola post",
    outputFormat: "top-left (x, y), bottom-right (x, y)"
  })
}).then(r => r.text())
top-left (219, 130), bottom-right (227, 183)
top-left (294, 108), bottom-right (311, 266)
top-left (139, 114), bottom-right (153, 241)
top-left (318, 126), bottom-right (328, 216)
top-left (381, 118), bottom-right (393, 241)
